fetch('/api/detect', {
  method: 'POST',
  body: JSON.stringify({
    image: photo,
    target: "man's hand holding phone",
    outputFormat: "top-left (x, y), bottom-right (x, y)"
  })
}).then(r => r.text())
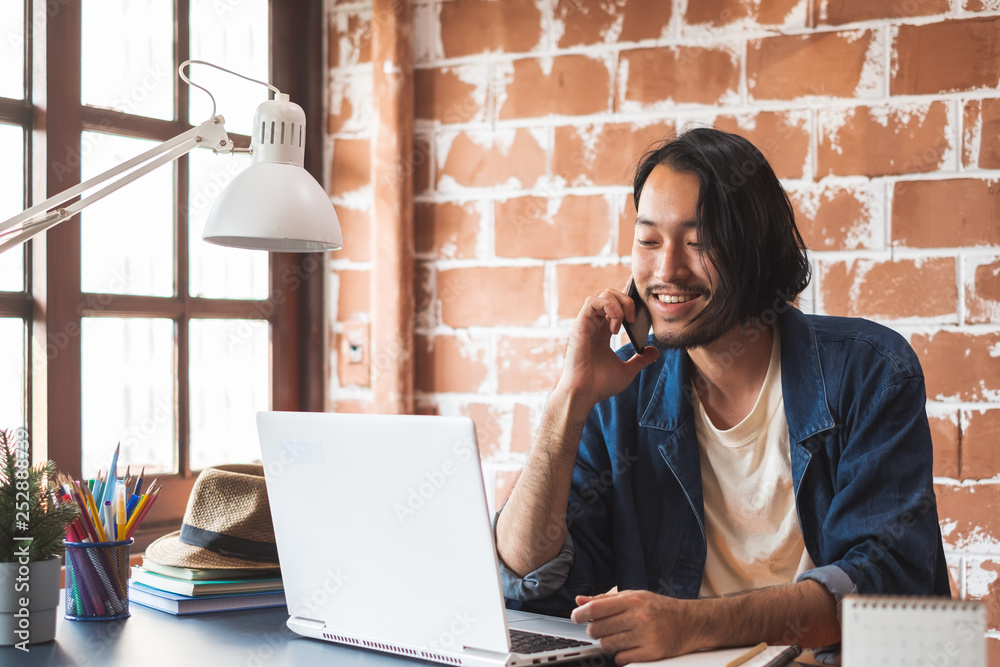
top-left (622, 277), bottom-right (652, 353)
top-left (554, 278), bottom-right (658, 415)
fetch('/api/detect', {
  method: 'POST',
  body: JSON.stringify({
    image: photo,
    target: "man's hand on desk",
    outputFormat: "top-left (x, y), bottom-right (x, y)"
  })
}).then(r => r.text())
top-left (571, 589), bottom-right (707, 665)
top-left (569, 580), bottom-right (840, 666)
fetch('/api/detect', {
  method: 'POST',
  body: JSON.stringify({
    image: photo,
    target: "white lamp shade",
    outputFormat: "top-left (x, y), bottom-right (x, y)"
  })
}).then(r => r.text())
top-left (203, 162), bottom-right (343, 251)
top-left (203, 94), bottom-right (343, 252)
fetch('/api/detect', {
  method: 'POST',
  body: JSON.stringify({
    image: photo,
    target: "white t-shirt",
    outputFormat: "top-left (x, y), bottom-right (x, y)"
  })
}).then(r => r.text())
top-left (694, 329), bottom-right (815, 598)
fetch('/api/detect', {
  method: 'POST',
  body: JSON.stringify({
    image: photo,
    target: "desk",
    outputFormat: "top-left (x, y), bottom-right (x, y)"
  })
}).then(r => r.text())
top-left (1, 594), bottom-right (819, 667)
top-left (0, 595), bottom-right (616, 667)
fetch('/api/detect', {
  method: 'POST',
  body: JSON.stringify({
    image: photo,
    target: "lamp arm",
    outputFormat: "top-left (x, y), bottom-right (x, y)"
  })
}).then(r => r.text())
top-left (0, 116), bottom-right (231, 254)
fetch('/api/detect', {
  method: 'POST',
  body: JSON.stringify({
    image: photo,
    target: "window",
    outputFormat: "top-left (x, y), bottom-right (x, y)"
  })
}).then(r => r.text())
top-left (2, 0), bottom-right (325, 549)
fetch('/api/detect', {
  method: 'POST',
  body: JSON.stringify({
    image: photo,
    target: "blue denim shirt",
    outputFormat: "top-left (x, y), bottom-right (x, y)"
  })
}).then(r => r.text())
top-left (501, 307), bottom-right (950, 617)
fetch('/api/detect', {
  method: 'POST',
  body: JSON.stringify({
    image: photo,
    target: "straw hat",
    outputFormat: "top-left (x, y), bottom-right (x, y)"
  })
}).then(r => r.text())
top-left (145, 464), bottom-right (280, 571)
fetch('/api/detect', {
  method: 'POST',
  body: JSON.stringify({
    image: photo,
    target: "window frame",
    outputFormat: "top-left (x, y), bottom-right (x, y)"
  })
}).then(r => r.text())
top-left (12, 0), bottom-right (325, 550)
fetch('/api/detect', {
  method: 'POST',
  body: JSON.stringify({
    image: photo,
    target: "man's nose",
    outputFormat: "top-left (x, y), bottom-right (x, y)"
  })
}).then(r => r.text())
top-left (654, 241), bottom-right (693, 284)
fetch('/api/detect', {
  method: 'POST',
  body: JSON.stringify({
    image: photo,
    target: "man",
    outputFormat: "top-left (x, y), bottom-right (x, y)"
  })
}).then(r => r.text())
top-left (495, 128), bottom-right (950, 664)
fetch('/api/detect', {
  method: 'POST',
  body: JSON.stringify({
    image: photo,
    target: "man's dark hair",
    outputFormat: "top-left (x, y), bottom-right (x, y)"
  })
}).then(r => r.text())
top-left (632, 127), bottom-right (811, 331)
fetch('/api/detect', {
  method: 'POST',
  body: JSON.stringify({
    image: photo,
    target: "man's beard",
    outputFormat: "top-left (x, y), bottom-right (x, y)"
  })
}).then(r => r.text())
top-left (652, 310), bottom-right (730, 350)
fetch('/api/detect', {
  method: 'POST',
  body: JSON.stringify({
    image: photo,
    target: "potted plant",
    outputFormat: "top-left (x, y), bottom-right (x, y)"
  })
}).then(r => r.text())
top-left (0, 428), bottom-right (79, 648)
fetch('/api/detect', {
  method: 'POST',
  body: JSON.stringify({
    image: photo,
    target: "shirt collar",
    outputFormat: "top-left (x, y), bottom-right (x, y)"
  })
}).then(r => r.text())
top-left (637, 306), bottom-right (836, 444)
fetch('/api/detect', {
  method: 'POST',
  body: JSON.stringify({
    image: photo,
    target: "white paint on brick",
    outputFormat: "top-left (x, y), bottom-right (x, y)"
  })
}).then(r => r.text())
top-left (492, 59), bottom-right (515, 122)
top-left (330, 70), bottom-right (373, 134)
top-left (965, 558), bottom-right (1000, 605)
top-left (855, 28), bottom-right (884, 99)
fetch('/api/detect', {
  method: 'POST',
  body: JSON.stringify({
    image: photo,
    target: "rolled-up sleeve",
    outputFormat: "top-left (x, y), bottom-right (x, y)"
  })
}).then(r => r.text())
top-left (492, 509), bottom-right (575, 601)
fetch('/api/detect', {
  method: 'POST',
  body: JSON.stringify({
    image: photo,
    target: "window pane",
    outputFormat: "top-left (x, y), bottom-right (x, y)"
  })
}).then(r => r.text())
top-left (82, 318), bottom-right (176, 478)
top-left (0, 319), bottom-right (25, 431)
top-left (81, 133), bottom-right (173, 296)
top-left (189, 0), bottom-right (269, 136)
top-left (0, 123), bottom-right (24, 291)
top-left (81, 0), bottom-right (174, 120)
top-left (189, 318), bottom-right (268, 470)
top-left (0, 3), bottom-right (24, 99)
top-left (188, 149), bottom-right (267, 299)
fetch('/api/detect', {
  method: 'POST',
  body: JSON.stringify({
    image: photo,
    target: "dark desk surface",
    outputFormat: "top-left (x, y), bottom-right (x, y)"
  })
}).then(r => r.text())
top-left (1, 596), bottom-right (614, 667)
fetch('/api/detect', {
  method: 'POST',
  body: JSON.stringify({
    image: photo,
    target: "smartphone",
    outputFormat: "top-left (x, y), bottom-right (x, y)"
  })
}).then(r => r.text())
top-left (622, 277), bottom-right (652, 353)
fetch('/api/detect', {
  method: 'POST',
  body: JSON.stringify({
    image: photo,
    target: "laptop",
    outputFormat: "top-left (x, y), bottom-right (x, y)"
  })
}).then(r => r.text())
top-left (256, 411), bottom-right (606, 667)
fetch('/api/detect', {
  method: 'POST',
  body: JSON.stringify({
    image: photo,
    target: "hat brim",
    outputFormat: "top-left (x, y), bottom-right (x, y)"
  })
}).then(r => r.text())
top-left (144, 530), bottom-right (281, 571)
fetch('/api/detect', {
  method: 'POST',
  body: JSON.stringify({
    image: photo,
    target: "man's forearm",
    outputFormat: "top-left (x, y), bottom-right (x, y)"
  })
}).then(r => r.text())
top-left (699, 579), bottom-right (840, 650)
top-left (496, 388), bottom-right (591, 577)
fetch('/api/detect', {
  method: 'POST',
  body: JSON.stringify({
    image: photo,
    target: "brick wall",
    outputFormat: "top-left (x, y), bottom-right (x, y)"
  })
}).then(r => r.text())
top-left (326, 0), bottom-right (1000, 652)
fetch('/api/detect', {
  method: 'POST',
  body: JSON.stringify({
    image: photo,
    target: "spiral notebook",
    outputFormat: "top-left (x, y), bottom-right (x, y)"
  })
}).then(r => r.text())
top-left (842, 596), bottom-right (985, 666)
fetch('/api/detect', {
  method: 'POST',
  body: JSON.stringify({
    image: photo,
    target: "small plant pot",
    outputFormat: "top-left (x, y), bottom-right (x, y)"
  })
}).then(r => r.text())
top-left (0, 555), bottom-right (61, 646)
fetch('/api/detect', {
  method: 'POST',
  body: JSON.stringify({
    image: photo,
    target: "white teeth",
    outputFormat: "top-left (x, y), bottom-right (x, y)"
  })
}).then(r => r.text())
top-left (656, 294), bottom-right (696, 304)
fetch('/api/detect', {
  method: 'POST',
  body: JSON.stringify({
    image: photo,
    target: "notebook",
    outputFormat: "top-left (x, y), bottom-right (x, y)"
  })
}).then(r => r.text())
top-left (255, 411), bottom-right (605, 667)
top-left (842, 595), bottom-right (985, 666)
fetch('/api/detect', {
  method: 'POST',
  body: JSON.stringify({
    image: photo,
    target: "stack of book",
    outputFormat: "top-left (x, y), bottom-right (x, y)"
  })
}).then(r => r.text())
top-left (128, 558), bottom-right (285, 615)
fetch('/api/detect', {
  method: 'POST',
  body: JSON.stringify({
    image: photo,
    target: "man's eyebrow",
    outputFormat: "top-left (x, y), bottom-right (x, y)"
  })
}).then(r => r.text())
top-left (634, 216), bottom-right (698, 228)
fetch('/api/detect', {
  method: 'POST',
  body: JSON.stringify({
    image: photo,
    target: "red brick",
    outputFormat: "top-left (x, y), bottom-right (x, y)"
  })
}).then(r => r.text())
top-left (967, 256), bottom-right (1000, 325)
top-left (555, 263), bottom-right (633, 321)
top-left (913, 331), bottom-right (1000, 402)
top-left (936, 483), bottom-right (1000, 552)
top-left (817, 102), bottom-right (950, 177)
top-left (789, 186), bottom-right (874, 251)
top-left (437, 129), bottom-right (546, 190)
top-left (415, 201), bottom-right (482, 259)
top-left (497, 337), bottom-right (565, 394)
top-left (414, 333), bottom-right (489, 393)
top-left (929, 413), bottom-right (959, 479)
top-left (892, 179), bottom-right (1000, 249)
top-left (819, 258), bottom-right (956, 320)
top-left (495, 195), bottom-right (613, 260)
top-left (413, 134), bottom-right (432, 195)
top-left (893, 18), bottom-right (1000, 96)
top-left (331, 138), bottom-right (371, 196)
top-left (415, 66), bottom-right (486, 124)
top-left (556, 0), bottom-right (672, 47)
top-left (964, 410), bottom-right (1000, 481)
top-left (336, 269), bottom-right (370, 322)
top-left (619, 194), bottom-right (637, 257)
top-left (333, 206), bottom-right (370, 263)
top-left (686, 0), bottom-right (803, 26)
top-left (329, 398), bottom-right (372, 414)
top-left (438, 266), bottom-right (546, 328)
top-left (965, 559), bottom-right (1000, 637)
top-left (498, 55), bottom-right (611, 120)
top-left (495, 469), bottom-right (522, 508)
top-left (714, 111), bottom-right (810, 179)
top-left (990, 637), bottom-right (1000, 667)
top-left (964, 99), bottom-right (1000, 170)
top-left (462, 402), bottom-right (507, 458)
top-left (812, 0), bottom-right (949, 25)
top-left (748, 30), bottom-right (877, 101)
top-left (414, 400), bottom-right (439, 416)
top-left (511, 403), bottom-right (537, 454)
top-left (439, 0), bottom-right (542, 58)
top-left (619, 46), bottom-right (740, 108)
top-left (554, 121), bottom-right (673, 187)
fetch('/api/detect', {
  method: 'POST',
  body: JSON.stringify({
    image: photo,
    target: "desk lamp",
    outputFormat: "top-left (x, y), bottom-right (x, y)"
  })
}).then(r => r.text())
top-left (0, 60), bottom-right (342, 254)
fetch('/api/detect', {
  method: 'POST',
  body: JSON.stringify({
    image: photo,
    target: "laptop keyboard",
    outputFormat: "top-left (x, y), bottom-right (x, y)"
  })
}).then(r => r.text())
top-left (509, 629), bottom-right (592, 654)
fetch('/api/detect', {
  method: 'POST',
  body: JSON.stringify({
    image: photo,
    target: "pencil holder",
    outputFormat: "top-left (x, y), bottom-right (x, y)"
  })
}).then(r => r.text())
top-left (63, 539), bottom-right (132, 621)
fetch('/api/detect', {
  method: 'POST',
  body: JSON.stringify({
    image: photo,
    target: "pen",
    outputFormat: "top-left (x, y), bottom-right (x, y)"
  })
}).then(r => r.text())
top-left (726, 643), bottom-right (767, 667)
top-left (762, 644), bottom-right (802, 667)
